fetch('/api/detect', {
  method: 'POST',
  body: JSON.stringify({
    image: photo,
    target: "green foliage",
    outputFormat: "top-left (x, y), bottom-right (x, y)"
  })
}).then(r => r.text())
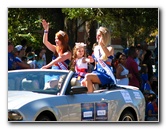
top-left (8, 8), bottom-right (158, 50)
top-left (63, 8), bottom-right (158, 45)
top-left (8, 8), bottom-right (43, 49)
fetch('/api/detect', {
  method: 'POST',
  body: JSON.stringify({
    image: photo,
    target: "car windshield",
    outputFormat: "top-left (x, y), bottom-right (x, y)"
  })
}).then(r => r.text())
top-left (8, 70), bottom-right (68, 95)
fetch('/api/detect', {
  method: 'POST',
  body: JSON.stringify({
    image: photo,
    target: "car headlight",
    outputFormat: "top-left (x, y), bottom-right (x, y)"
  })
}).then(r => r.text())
top-left (8, 110), bottom-right (23, 121)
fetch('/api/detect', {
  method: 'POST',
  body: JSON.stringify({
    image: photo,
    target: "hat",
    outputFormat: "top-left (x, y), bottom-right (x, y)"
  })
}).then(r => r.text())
top-left (27, 52), bottom-right (37, 60)
top-left (15, 45), bottom-right (23, 51)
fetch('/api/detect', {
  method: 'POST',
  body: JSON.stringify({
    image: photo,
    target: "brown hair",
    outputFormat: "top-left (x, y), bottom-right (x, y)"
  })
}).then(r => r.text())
top-left (55, 30), bottom-right (71, 56)
top-left (70, 43), bottom-right (87, 70)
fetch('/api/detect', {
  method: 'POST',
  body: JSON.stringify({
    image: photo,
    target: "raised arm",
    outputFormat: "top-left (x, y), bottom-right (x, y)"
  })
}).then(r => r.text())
top-left (42, 19), bottom-right (56, 53)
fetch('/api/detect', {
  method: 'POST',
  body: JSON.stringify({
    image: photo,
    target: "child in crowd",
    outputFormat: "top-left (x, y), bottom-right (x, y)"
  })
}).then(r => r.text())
top-left (70, 42), bottom-right (93, 83)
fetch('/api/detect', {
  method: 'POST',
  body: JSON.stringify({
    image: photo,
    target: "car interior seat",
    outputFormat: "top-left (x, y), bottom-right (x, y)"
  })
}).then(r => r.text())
top-left (93, 84), bottom-right (99, 91)
top-left (44, 79), bottom-right (59, 90)
top-left (70, 78), bottom-right (81, 86)
top-left (22, 78), bottom-right (39, 91)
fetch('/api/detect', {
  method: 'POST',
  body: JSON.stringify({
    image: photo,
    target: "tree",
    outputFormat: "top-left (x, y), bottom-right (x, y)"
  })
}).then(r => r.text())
top-left (62, 8), bottom-right (158, 48)
top-left (8, 8), bottom-right (65, 63)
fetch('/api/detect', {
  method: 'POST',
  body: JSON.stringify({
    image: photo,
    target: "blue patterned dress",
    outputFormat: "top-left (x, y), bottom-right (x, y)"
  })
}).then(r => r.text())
top-left (92, 45), bottom-right (115, 85)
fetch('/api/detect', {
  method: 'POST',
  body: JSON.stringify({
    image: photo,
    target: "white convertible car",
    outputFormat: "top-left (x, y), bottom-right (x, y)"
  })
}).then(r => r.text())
top-left (8, 69), bottom-right (145, 122)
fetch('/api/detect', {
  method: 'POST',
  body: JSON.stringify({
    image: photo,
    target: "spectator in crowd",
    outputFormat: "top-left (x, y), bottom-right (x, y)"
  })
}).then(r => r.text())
top-left (21, 39), bottom-right (27, 51)
top-left (142, 49), bottom-right (154, 81)
top-left (41, 19), bottom-right (71, 69)
top-left (140, 64), bottom-right (152, 93)
top-left (13, 45), bottom-right (30, 69)
top-left (21, 56), bottom-right (28, 64)
top-left (139, 41), bottom-right (148, 62)
top-left (150, 76), bottom-right (158, 96)
top-left (81, 26), bottom-right (115, 93)
top-left (126, 46), bottom-right (142, 88)
top-left (70, 42), bottom-right (93, 83)
top-left (35, 47), bottom-right (47, 68)
top-left (145, 94), bottom-right (158, 121)
top-left (8, 40), bottom-right (16, 70)
top-left (112, 51), bottom-right (122, 76)
top-left (27, 51), bottom-right (37, 69)
top-left (116, 53), bottom-right (132, 85)
top-left (135, 45), bottom-right (142, 71)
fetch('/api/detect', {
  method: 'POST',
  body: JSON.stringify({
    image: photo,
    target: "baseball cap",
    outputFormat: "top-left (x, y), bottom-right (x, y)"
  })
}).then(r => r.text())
top-left (27, 52), bottom-right (37, 60)
top-left (15, 45), bottom-right (23, 51)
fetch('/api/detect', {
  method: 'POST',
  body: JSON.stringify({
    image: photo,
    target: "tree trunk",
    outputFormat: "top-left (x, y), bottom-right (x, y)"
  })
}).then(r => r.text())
top-left (85, 21), bottom-right (97, 55)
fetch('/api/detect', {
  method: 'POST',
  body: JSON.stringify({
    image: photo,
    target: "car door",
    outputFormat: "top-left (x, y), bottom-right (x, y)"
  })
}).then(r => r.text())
top-left (66, 92), bottom-right (110, 121)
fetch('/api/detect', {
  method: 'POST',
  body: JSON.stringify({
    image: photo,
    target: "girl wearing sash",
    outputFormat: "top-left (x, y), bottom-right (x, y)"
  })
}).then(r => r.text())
top-left (41, 19), bottom-right (71, 70)
top-left (70, 42), bottom-right (93, 83)
top-left (81, 27), bottom-right (116, 93)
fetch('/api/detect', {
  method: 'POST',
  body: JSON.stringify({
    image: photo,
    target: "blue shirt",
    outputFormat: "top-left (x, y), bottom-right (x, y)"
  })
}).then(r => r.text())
top-left (8, 52), bottom-right (15, 70)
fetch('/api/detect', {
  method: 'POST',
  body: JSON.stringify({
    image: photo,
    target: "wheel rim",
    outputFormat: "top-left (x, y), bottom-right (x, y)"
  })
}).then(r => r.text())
top-left (121, 116), bottom-right (133, 121)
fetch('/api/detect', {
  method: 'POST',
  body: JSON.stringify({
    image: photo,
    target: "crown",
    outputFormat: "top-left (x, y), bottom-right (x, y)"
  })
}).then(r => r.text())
top-left (59, 30), bottom-right (65, 37)
top-left (75, 42), bottom-right (86, 48)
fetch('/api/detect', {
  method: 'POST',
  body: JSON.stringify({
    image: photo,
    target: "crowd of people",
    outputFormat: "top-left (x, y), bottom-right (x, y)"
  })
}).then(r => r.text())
top-left (8, 19), bottom-right (158, 121)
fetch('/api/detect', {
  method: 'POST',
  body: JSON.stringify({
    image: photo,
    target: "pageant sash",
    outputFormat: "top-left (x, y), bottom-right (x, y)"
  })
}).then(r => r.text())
top-left (58, 62), bottom-right (68, 70)
top-left (93, 45), bottom-right (116, 84)
top-left (97, 58), bottom-right (116, 84)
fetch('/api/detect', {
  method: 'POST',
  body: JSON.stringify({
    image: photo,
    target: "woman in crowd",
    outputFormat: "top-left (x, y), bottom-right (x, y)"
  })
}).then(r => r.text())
top-left (116, 53), bottom-right (132, 85)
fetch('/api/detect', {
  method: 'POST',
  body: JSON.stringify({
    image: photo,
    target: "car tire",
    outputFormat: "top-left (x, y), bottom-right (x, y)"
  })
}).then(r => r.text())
top-left (36, 115), bottom-right (51, 121)
top-left (119, 110), bottom-right (136, 121)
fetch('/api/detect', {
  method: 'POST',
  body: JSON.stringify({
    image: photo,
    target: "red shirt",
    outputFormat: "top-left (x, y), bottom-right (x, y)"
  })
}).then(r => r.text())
top-left (126, 57), bottom-right (140, 88)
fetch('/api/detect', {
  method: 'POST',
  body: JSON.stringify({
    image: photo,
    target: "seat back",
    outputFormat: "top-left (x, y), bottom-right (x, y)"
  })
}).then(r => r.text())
top-left (22, 79), bottom-right (39, 91)
top-left (70, 78), bottom-right (81, 86)
top-left (44, 79), bottom-right (59, 90)
top-left (93, 84), bottom-right (99, 90)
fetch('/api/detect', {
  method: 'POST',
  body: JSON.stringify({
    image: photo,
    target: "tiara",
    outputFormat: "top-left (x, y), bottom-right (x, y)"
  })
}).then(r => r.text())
top-left (75, 42), bottom-right (86, 48)
top-left (59, 30), bottom-right (65, 37)
top-left (99, 27), bottom-right (107, 34)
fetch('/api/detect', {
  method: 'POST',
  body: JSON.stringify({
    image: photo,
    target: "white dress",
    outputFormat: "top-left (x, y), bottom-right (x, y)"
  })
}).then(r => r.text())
top-left (116, 64), bottom-right (129, 85)
top-left (75, 57), bottom-right (88, 77)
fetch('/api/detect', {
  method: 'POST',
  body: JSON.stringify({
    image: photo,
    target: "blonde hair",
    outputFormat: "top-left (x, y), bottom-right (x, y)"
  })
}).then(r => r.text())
top-left (97, 26), bottom-right (111, 46)
top-left (97, 27), bottom-right (111, 61)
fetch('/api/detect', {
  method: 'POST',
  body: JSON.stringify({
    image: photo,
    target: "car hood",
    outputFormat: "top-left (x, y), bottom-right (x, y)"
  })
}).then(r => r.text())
top-left (8, 91), bottom-right (56, 109)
